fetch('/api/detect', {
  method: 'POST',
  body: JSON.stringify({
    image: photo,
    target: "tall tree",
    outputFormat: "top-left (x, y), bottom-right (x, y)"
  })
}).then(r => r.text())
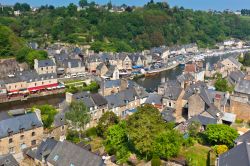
top-left (65, 101), bottom-right (91, 132)
top-left (127, 104), bottom-right (166, 159)
top-left (79, 0), bottom-right (88, 8)
top-left (96, 111), bottom-right (119, 137)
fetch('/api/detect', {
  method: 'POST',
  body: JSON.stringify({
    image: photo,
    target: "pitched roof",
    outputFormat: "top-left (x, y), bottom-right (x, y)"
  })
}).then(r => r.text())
top-left (96, 63), bottom-right (106, 71)
top-left (145, 93), bottom-right (162, 105)
top-left (184, 63), bottom-right (197, 73)
top-left (38, 59), bottom-right (56, 68)
top-left (63, 59), bottom-right (83, 68)
top-left (228, 56), bottom-right (242, 68)
top-left (218, 142), bottom-right (250, 166)
top-left (90, 93), bottom-right (108, 106)
top-left (34, 138), bottom-right (58, 161)
top-left (47, 140), bottom-right (104, 166)
top-left (0, 112), bottom-right (43, 139)
top-left (163, 85), bottom-right (182, 101)
top-left (235, 130), bottom-right (250, 144)
top-left (104, 80), bottom-right (121, 88)
top-left (235, 79), bottom-right (250, 95)
top-left (0, 154), bottom-right (19, 166)
top-left (228, 70), bottom-right (245, 84)
top-left (187, 115), bottom-right (217, 126)
top-left (177, 73), bottom-right (195, 83)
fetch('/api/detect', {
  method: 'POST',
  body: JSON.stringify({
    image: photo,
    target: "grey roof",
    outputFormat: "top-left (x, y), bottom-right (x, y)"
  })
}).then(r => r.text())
top-left (0, 154), bottom-right (19, 166)
top-left (96, 63), bottom-right (106, 71)
top-left (145, 93), bottom-right (162, 105)
top-left (90, 93), bottom-right (108, 106)
top-left (73, 92), bottom-right (107, 108)
top-left (218, 142), bottom-right (250, 166)
top-left (104, 80), bottom-right (121, 88)
top-left (34, 138), bottom-right (58, 161)
top-left (187, 115), bottom-right (217, 126)
top-left (163, 85), bottom-right (182, 101)
top-left (0, 112), bottom-right (43, 139)
top-left (38, 59), bottom-right (55, 68)
top-left (235, 130), bottom-right (250, 144)
top-left (161, 107), bottom-right (176, 122)
top-left (63, 59), bottom-right (83, 68)
top-left (3, 70), bottom-right (57, 84)
top-left (105, 93), bottom-right (126, 108)
top-left (182, 82), bottom-right (207, 100)
top-left (228, 70), bottom-right (245, 85)
top-left (177, 73), bottom-right (195, 83)
top-left (104, 65), bottom-right (117, 77)
top-left (228, 56), bottom-right (242, 68)
top-left (47, 140), bottom-right (104, 166)
top-left (235, 79), bottom-right (250, 95)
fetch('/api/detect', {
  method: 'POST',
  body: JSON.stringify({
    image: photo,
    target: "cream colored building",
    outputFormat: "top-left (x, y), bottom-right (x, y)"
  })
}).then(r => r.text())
top-left (34, 59), bottom-right (57, 75)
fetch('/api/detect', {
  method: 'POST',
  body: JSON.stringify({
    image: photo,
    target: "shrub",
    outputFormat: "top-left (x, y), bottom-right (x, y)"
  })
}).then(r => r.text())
top-left (183, 137), bottom-right (195, 147)
top-left (84, 127), bottom-right (97, 137)
top-left (151, 156), bottom-right (161, 166)
top-left (213, 145), bottom-right (228, 156)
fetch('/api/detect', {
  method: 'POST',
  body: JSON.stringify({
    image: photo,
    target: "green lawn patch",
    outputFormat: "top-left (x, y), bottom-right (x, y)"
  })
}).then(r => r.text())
top-left (180, 144), bottom-right (211, 166)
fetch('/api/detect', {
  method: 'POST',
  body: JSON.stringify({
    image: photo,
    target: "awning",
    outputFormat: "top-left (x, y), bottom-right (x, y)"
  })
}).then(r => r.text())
top-left (28, 83), bottom-right (59, 92)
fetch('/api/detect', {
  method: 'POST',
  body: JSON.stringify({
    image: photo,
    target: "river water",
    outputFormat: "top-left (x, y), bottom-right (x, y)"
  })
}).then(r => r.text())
top-left (135, 54), bottom-right (232, 92)
top-left (0, 53), bottom-right (234, 111)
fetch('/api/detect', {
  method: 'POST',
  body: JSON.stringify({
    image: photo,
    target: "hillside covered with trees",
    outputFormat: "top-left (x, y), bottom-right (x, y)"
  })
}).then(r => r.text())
top-left (1, 0), bottom-right (250, 54)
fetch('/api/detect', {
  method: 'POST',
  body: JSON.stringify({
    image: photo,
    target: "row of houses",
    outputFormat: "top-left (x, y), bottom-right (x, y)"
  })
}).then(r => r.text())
top-left (0, 109), bottom-right (107, 166)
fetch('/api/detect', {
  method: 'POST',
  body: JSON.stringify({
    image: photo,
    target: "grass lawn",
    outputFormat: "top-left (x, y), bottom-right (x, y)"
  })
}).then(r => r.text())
top-left (180, 144), bottom-right (211, 166)
top-left (240, 15), bottom-right (250, 22)
top-left (89, 137), bottom-right (104, 151)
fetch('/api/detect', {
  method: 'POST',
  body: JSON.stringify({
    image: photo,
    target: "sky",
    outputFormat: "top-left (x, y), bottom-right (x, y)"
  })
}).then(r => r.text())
top-left (1, 0), bottom-right (250, 11)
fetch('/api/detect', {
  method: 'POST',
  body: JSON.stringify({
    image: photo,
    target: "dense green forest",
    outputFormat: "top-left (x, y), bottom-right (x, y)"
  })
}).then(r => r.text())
top-left (1, 1), bottom-right (250, 54)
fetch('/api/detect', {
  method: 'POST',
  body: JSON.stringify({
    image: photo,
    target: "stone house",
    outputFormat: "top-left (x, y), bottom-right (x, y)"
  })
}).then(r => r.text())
top-left (105, 87), bottom-right (141, 117)
top-left (129, 54), bottom-right (146, 67)
top-left (150, 47), bottom-right (170, 63)
top-left (0, 154), bottom-right (19, 166)
top-left (218, 57), bottom-right (242, 76)
top-left (62, 59), bottom-right (85, 75)
top-left (99, 79), bottom-right (128, 96)
top-left (85, 55), bottom-right (102, 72)
top-left (230, 79), bottom-right (250, 120)
top-left (117, 53), bottom-right (132, 70)
top-left (96, 63), bottom-right (108, 77)
top-left (158, 81), bottom-right (185, 122)
top-left (184, 63), bottom-right (205, 82)
top-left (66, 91), bottom-right (108, 126)
top-left (34, 59), bottom-right (57, 75)
top-left (0, 111), bottom-right (43, 156)
top-left (103, 65), bottom-right (120, 80)
top-left (184, 43), bottom-right (198, 53)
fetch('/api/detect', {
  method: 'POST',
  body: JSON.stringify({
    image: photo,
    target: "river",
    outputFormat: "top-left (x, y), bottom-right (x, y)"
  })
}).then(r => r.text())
top-left (135, 54), bottom-right (233, 92)
top-left (0, 53), bottom-right (235, 111)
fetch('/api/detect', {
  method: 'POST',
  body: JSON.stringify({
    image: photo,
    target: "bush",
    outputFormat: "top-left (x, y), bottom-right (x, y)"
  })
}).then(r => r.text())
top-left (84, 127), bottom-right (97, 137)
top-left (183, 137), bottom-right (195, 147)
top-left (66, 130), bottom-right (81, 143)
top-left (151, 156), bottom-right (161, 166)
top-left (235, 119), bottom-right (244, 124)
top-left (213, 145), bottom-right (228, 156)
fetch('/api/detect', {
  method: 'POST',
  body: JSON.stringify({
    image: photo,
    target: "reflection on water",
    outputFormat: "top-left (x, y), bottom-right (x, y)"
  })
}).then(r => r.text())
top-left (135, 54), bottom-right (232, 92)
top-left (0, 93), bottom-right (65, 111)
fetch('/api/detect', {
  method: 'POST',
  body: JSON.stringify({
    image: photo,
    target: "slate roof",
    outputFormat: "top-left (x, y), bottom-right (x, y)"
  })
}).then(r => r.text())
top-left (96, 63), bottom-right (106, 71)
top-left (177, 73), bottom-right (195, 83)
top-left (218, 142), bottom-right (250, 166)
top-left (38, 59), bottom-right (56, 68)
top-left (3, 71), bottom-right (57, 84)
top-left (0, 154), bottom-right (19, 166)
top-left (187, 115), bottom-right (217, 126)
top-left (104, 65), bottom-right (117, 77)
top-left (90, 93), bottom-right (108, 106)
top-left (163, 85), bottom-right (182, 101)
top-left (34, 138), bottom-right (58, 161)
top-left (161, 107), bottom-right (176, 122)
top-left (228, 70), bottom-right (245, 85)
top-left (47, 140), bottom-right (104, 166)
top-left (73, 92), bottom-right (107, 108)
top-left (228, 56), bottom-right (242, 68)
top-left (145, 93), bottom-right (162, 105)
top-left (182, 82), bottom-right (207, 100)
top-left (235, 79), bottom-right (250, 95)
top-left (0, 112), bottom-right (43, 139)
top-left (105, 93), bottom-right (126, 108)
top-left (104, 80), bottom-right (121, 88)
top-left (235, 130), bottom-right (250, 144)
top-left (63, 59), bottom-right (83, 68)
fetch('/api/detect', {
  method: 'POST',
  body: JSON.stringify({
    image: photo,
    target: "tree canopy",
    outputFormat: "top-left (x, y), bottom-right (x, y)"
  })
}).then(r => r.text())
top-left (65, 101), bottom-right (91, 131)
top-left (1, 1), bottom-right (250, 53)
top-left (204, 124), bottom-right (238, 148)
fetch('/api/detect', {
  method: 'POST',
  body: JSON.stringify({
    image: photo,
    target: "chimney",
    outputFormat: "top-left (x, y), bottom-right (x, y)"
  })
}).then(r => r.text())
top-left (68, 61), bottom-right (71, 69)
top-left (66, 92), bottom-right (73, 103)
top-left (214, 94), bottom-right (222, 110)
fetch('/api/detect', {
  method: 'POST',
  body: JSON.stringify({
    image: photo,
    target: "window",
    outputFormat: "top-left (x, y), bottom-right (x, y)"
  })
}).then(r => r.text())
top-left (169, 102), bottom-right (172, 107)
top-left (20, 135), bottom-right (24, 140)
top-left (9, 138), bottom-right (13, 144)
top-left (53, 155), bottom-right (59, 161)
top-left (61, 126), bottom-right (64, 130)
top-left (41, 67), bottom-right (43, 71)
top-left (31, 140), bottom-right (36, 145)
top-left (20, 128), bottom-right (24, 133)
top-left (32, 132), bottom-right (35, 136)
top-left (9, 147), bottom-right (14, 153)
